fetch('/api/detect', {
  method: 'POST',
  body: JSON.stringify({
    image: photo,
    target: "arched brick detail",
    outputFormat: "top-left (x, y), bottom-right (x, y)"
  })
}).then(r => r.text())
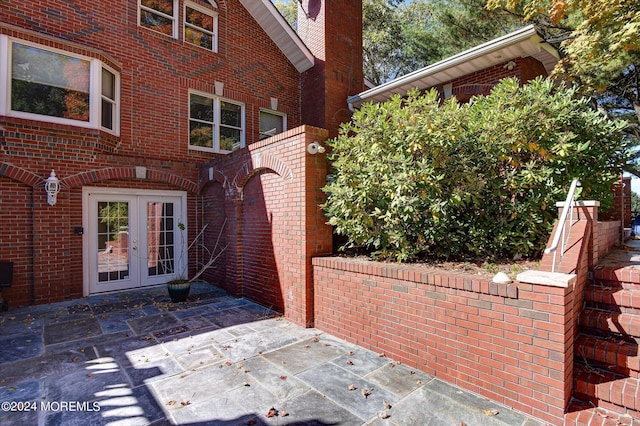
top-left (198, 168), bottom-right (229, 193)
top-left (0, 162), bottom-right (43, 187)
top-left (62, 167), bottom-right (199, 193)
top-left (232, 153), bottom-right (293, 190)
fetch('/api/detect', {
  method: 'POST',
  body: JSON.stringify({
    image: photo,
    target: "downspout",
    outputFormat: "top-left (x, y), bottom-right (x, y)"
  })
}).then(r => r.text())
top-left (30, 187), bottom-right (36, 304)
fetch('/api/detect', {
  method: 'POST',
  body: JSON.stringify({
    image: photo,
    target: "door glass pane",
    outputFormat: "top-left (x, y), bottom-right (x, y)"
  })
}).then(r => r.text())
top-left (147, 202), bottom-right (176, 277)
top-left (97, 201), bottom-right (129, 282)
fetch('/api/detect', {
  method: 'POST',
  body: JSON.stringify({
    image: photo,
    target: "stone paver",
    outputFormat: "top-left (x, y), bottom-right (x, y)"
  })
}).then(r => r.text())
top-left (0, 282), bottom-right (544, 425)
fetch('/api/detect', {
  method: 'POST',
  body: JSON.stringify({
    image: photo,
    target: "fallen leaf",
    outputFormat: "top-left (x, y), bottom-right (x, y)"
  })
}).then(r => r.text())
top-left (311, 337), bottom-right (319, 342)
top-left (86, 373), bottom-right (93, 377)
top-left (243, 382), bottom-right (251, 387)
top-left (349, 351), bottom-right (354, 356)
top-left (279, 375), bottom-right (288, 380)
top-left (380, 410), bottom-right (391, 419)
top-left (247, 420), bottom-right (257, 425)
top-left (181, 401), bottom-right (191, 406)
top-left (167, 400), bottom-right (177, 406)
top-left (346, 360), bottom-right (354, 365)
top-left (71, 356), bottom-right (79, 362)
top-left (305, 345), bottom-right (311, 349)
top-left (225, 361), bottom-right (232, 366)
top-left (267, 407), bottom-right (278, 418)
top-left (378, 352), bottom-right (386, 357)
top-left (383, 400), bottom-right (392, 409)
top-left (361, 388), bottom-right (372, 399)
top-left (281, 410), bottom-right (289, 417)
top-left (483, 409), bottom-right (499, 416)
top-left (348, 384), bottom-right (357, 391)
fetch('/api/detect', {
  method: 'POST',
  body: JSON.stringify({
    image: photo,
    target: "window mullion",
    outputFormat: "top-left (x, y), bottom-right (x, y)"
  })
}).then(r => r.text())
top-left (214, 97), bottom-right (220, 152)
top-left (0, 35), bottom-right (8, 115)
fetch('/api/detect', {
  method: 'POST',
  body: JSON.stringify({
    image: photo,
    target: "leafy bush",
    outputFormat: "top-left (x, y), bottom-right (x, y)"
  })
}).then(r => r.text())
top-left (323, 77), bottom-right (630, 262)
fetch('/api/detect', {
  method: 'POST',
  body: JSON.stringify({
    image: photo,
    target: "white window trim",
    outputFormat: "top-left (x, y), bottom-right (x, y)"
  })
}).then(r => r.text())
top-left (184, 0), bottom-right (218, 53)
top-left (100, 64), bottom-right (121, 135)
top-left (0, 35), bottom-right (120, 136)
top-left (138, 0), bottom-right (179, 38)
top-left (259, 108), bottom-right (287, 140)
top-left (188, 89), bottom-right (245, 154)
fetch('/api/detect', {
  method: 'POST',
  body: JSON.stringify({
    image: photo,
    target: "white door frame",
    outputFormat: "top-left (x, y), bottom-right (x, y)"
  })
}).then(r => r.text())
top-left (82, 187), bottom-right (188, 296)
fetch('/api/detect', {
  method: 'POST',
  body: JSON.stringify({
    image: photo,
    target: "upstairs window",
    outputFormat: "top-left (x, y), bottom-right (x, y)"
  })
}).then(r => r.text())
top-left (184, 1), bottom-right (218, 52)
top-left (0, 36), bottom-right (120, 135)
top-left (139, 0), bottom-right (178, 37)
top-left (259, 110), bottom-right (286, 140)
top-left (189, 91), bottom-right (244, 153)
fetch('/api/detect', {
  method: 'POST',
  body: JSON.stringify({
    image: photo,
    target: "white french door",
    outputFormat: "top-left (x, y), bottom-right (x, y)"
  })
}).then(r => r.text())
top-left (83, 188), bottom-right (187, 294)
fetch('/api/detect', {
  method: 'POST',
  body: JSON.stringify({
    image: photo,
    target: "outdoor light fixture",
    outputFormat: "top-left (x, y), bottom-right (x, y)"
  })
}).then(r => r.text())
top-left (44, 170), bottom-right (60, 206)
top-left (307, 142), bottom-right (325, 155)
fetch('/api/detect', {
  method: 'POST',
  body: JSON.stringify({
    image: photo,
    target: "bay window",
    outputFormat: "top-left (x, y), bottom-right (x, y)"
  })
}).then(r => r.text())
top-left (0, 36), bottom-right (120, 135)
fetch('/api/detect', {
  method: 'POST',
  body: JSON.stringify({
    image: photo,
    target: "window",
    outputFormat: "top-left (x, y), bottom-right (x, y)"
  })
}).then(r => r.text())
top-left (0, 36), bottom-right (120, 135)
top-left (139, 0), bottom-right (178, 37)
top-left (189, 91), bottom-right (244, 153)
top-left (259, 110), bottom-right (286, 140)
top-left (184, 1), bottom-right (218, 52)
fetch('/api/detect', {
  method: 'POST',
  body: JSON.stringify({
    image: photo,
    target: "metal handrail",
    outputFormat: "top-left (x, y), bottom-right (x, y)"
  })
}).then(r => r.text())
top-left (545, 178), bottom-right (581, 272)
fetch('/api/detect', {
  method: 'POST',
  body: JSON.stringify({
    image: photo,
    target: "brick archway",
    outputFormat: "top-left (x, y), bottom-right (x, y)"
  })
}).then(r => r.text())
top-left (232, 152), bottom-right (293, 197)
top-left (62, 166), bottom-right (199, 193)
top-left (0, 163), bottom-right (44, 187)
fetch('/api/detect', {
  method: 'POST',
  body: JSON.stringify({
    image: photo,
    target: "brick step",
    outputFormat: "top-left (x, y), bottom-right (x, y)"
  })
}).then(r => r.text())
top-left (585, 286), bottom-right (640, 314)
top-left (565, 398), bottom-right (637, 425)
top-left (594, 279), bottom-right (640, 292)
top-left (594, 264), bottom-right (640, 288)
top-left (579, 308), bottom-right (640, 339)
top-left (575, 334), bottom-right (640, 377)
top-left (572, 362), bottom-right (640, 419)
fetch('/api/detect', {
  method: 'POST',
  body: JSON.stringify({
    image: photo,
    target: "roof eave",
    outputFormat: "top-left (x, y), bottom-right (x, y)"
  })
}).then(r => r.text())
top-left (348, 25), bottom-right (559, 109)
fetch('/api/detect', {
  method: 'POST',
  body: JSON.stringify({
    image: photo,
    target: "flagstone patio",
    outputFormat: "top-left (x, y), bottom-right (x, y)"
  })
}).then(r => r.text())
top-left (0, 282), bottom-right (543, 425)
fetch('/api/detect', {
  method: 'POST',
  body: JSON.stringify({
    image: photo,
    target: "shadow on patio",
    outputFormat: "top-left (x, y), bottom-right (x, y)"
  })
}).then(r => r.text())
top-left (0, 282), bottom-right (541, 426)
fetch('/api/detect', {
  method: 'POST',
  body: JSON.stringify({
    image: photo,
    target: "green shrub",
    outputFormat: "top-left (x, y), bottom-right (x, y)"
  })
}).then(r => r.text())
top-left (323, 77), bottom-right (630, 262)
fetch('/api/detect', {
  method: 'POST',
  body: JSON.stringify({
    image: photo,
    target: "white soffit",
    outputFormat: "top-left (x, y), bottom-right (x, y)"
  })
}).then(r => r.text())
top-left (238, 0), bottom-right (315, 73)
top-left (348, 25), bottom-right (560, 108)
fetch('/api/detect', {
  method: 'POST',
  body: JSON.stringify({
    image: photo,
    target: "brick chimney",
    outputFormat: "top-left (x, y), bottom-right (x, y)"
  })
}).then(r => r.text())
top-left (297, 0), bottom-right (364, 138)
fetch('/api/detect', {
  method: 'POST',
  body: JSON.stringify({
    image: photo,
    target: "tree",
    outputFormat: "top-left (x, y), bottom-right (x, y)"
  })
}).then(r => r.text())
top-left (273, 0), bottom-right (297, 29)
top-left (428, 0), bottom-right (522, 58)
top-left (632, 191), bottom-right (640, 215)
top-left (486, 0), bottom-right (640, 171)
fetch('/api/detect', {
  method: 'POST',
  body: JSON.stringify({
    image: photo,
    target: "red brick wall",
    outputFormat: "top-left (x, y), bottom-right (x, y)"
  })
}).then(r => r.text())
top-left (299, 0), bottom-right (364, 138)
top-left (600, 176), bottom-right (632, 227)
top-left (313, 256), bottom-right (571, 424)
top-left (201, 125), bottom-right (333, 326)
top-left (0, 179), bottom-right (33, 307)
top-left (0, 0), bottom-right (304, 305)
top-left (440, 57), bottom-right (549, 102)
top-left (312, 201), bottom-right (621, 424)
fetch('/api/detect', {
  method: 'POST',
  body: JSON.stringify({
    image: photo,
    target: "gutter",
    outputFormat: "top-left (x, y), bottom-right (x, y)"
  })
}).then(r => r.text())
top-left (348, 25), bottom-right (543, 110)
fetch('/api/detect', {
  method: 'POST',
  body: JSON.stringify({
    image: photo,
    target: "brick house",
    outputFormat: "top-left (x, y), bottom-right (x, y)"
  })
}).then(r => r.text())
top-left (0, 0), bottom-right (358, 320)
top-left (1, 1), bottom-right (561, 326)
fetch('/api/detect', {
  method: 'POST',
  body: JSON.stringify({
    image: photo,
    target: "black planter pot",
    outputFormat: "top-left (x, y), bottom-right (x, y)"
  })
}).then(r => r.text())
top-left (167, 280), bottom-right (191, 303)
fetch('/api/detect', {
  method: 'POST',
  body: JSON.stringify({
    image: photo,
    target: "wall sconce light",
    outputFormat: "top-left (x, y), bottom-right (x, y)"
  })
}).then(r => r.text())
top-left (307, 142), bottom-right (325, 155)
top-left (44, 170), bottom-right (60, 206)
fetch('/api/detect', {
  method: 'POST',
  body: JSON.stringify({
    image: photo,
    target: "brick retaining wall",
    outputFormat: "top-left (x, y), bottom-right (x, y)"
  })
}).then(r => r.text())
top-left (313, 256), bottom-right (572, 423)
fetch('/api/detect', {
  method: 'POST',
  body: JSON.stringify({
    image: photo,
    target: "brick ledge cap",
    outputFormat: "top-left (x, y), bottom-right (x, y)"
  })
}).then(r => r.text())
top-left (516, 270), bottom-right (576, 288)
